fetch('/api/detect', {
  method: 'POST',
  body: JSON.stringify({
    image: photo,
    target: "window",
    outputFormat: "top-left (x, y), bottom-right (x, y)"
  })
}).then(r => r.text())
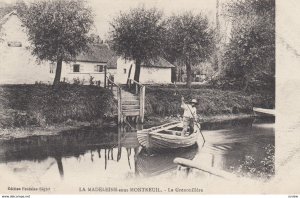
top-left (94, 65), bottom-right (104, 72)
top-left (73, 64), bottom-right (80, 72)
top-left (7, 41), bottom-right (22, 47)
top-left (123, 69), bottom-right (127, 74)
top-left (49, 64), bottom-right (55, 73)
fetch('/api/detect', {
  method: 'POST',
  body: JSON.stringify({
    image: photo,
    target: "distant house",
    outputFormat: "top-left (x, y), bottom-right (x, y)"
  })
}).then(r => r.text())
top-left (60, 45), bottom-right (117, 86)
top-left (0, 11), bottom-right (55, 84)
top-left (115, 57), bottom-right (175, 84)
top-left (0, 11), bottom-right (174, 85)
top-left (0, 11), bottom-right (117, 86)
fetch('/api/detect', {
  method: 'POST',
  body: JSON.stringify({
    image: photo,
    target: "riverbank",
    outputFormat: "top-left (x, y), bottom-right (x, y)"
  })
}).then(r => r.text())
top-left (0, 123), bottom-right (82, 140)
top-left (143, 113), bottom-right (256, 128)
top-left (0, 113), bottom-right (265, 140)
top-left (144, 84), bottom-right (274, 117)
top-left (0, 84), bottom-right (116, 129)
top-left (0, 84), bottom-right (274, 140)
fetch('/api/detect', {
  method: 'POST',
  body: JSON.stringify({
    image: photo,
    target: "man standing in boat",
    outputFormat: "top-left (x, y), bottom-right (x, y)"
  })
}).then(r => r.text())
top-left (181, 96), bottom-right (198, 136)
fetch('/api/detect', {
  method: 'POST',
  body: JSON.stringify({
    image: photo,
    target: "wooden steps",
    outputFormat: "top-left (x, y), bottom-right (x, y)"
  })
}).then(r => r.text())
top-left (120, 89), bottom-right (141, 120)
top-left (122, 109), bottom-right (140, 116)
top-left (122, 100), bottom-right (140, 105)
top-left (110, 87), bottom-right (142, 122)
top-left (104, 70), bottom-right (145, 124)
top-left (122, 104), bottom-right (140, 110)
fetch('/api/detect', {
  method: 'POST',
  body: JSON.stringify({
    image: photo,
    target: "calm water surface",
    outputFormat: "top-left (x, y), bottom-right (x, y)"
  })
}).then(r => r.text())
top-left (0, 117), bottom-right (274, 186)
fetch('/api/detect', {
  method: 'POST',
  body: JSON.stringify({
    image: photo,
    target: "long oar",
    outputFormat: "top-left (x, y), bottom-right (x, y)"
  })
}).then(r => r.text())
top-left (174, 83), bottom-right (205, 143)
top-left (195, 118), bottom-right (206, 144)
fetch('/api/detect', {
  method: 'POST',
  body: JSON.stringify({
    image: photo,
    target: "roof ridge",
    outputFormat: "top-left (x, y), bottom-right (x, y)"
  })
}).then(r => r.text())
top-left (0, 10), bottom-right (18, 25)
top-left (159, 57), bottom-right (175, 67)
top-left (140, 56), bottom-right (175, 68)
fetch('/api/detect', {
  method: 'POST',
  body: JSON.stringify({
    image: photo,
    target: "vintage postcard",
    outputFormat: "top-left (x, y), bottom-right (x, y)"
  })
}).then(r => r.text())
top-left (0, 0), bottom-right (299, 196)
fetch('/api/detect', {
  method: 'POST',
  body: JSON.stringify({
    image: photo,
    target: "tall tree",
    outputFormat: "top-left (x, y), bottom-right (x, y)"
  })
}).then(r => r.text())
top-left (15, 0), bottom-right (28, 18)
top-left (23, 0), bottom-right (94, 85)
top-left (165, 12), bottom-right (214, 88)
top-left (0, 1), bottom-right (27, 42)
top-left (109, 6), bottom-right (166, 82)
top-left (223, 0), bottom-right (275, 91)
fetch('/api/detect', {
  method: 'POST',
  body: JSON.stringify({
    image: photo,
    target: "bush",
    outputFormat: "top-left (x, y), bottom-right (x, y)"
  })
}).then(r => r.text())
top-left (0, 84), bottom-right (116, 128)
top-left (221, 0), bottom-right (275, 91)
top-left (145, 86), bottom-right (253, 117)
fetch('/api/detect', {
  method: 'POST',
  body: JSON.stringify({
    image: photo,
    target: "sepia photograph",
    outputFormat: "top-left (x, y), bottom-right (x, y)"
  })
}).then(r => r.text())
top-left (0, 0), bottom-right (298, 196)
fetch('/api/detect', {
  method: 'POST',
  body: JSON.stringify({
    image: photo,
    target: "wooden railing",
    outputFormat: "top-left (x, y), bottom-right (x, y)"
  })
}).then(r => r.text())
top-left (105, 74), bottom-right (122, 124)
top-left (127, 78), bottom-right (142, 94)
top-left (127, 79), bottom-right (145, 123)
top-left (105, 72), bottom-right (115, 90)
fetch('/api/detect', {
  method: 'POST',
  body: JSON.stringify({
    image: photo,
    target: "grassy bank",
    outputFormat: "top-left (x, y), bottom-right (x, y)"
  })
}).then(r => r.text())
top-left (0, 84), bottom-right (116, 129)
top-left (0, 83), bottom-right (274, 139)
top-left (144, 84), bottom-right (274, 117)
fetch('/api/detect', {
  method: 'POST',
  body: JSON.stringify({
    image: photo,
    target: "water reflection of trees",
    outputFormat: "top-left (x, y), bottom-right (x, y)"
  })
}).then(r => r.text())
top-left (0, 125), bottom-right (140, 177)
top-left (0, 124), bottom-right (200, 179)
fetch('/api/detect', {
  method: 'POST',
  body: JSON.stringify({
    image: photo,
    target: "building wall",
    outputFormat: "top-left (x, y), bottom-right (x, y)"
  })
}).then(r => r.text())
top-left (139, 66), bottom-right (172, 84)
top-left (115, 58), bottom-right (135, 84)
top-left (0, 14), bottom-right (54, 84)
top-left (61, 61), bottom-right (117, 86)
top-left (0, 13), bottom-right (117, 86)
top-left (0, 14), bottom-right (171, 85)
top-left (115, 58), bottom-right (172, 84)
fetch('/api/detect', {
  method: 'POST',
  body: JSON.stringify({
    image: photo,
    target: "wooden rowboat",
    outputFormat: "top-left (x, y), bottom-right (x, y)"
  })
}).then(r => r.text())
top-left (137, 121), bottom-right (200, 149)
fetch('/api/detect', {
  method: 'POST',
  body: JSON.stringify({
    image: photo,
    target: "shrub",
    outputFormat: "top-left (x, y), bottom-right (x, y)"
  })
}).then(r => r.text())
top-left (145, 86), bottom-right (253, 117)
top-left (0, 84), bottom-right (116, 128)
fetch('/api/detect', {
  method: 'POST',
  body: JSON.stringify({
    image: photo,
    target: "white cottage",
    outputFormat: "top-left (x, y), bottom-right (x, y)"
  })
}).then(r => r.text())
top-left (61, 45), bottom-right (117, 86)
top-left (0, 11), bottom-right (55, 84)
top-left (0, 11), bottom-right (174, 86)
top-left (115, 57), bottom-right (175, 84)
top-left (0, 11), bottom-right (117, 86)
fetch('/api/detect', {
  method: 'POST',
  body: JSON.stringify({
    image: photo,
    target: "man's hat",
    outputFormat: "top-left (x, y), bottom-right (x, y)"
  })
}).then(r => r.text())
top-left (191, 99), bottom-right (197, 104)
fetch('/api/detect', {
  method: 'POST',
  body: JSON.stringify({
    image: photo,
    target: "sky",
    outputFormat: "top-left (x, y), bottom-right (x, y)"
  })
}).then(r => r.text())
top-left (1, 0), bottom-right (225, 39)
top-left (84, 0), bottom-right (220, 40)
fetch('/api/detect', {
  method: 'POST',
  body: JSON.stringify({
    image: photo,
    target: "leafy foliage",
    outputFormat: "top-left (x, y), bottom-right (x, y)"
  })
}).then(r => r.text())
top-left (0, 84), bottom-right (115, 128)
top-left (109, 6), bottom-right (166, 82)
top-left (222, 0), bottom-right (275, 90)
top-left (0, 2), bottom-right (14, 19)
top-left (145, 85), bottom-right (253, 117)
top-left (0, 0), bottom-right (27, 40)
top-left (22, 0), bottom-right (94, 84)
top-left (165, 12), bottom-right (214, 88)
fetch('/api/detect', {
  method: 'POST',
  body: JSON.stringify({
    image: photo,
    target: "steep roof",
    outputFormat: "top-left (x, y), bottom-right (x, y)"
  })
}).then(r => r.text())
top-left (0, 10), bottom-right (17, 26)
top-left (141, 57), bottom-right (175, 68)
top-left (76, 44), bottom-right (114, 62)
top-left (107, 56), bottom-right (118, 69)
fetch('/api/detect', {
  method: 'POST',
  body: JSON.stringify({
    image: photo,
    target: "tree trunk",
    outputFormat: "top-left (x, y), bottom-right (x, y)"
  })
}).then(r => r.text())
top-left (126, 64), bottom-right (133, 85)
top-left (134, 59), bottom-right (141, 82)
top-left (53, 58), bottom-right (63, 85)
top-left (186, 61), bottom-right (192, 89)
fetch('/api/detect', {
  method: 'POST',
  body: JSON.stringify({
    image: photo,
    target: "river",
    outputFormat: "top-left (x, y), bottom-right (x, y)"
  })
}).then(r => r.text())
top-left (0, 117), bottom-right (274, 188)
